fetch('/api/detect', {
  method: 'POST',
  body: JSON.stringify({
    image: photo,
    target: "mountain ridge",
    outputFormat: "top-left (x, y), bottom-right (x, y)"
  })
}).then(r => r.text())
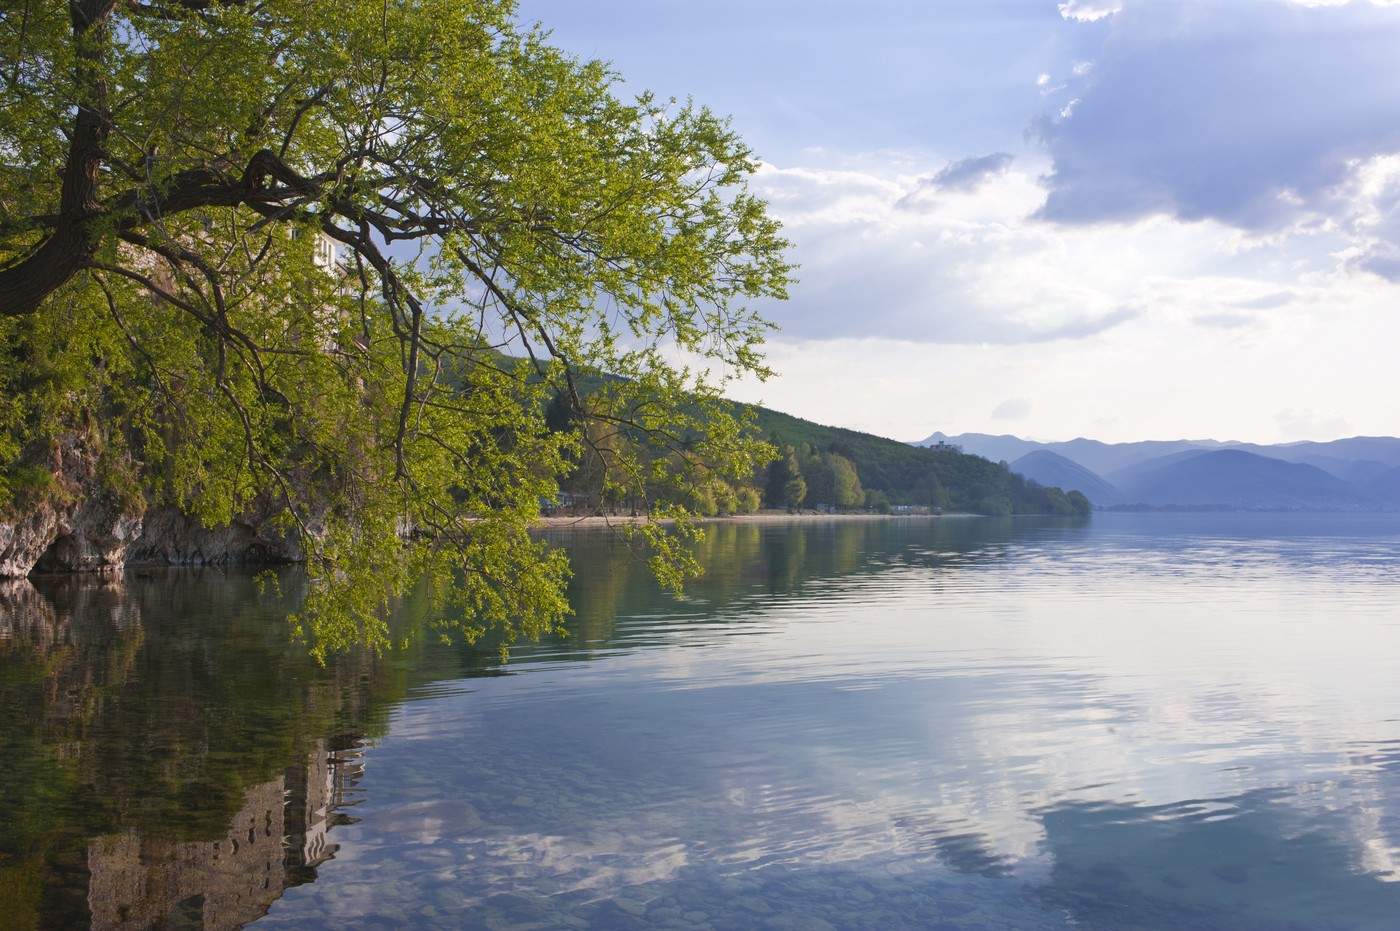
top-left (1011, 450), bottom-right (1123, 506)
top-left (918, 431), bottom-right (1400, 511)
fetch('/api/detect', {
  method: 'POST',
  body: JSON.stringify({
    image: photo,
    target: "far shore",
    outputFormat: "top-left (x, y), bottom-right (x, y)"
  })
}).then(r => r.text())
top-left (533, 510), bottom-right (974, 529)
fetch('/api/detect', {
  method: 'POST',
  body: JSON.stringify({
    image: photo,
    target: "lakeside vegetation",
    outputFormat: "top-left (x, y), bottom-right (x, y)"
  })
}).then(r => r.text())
top-left (751, 406), bottom-right (1092, 516)
top-left (545, 380), bottom-right (1091, 518)
top-left (0, 0), bottom-right (1084, 670)
top-left (0, 0), bottom-right (792, 656)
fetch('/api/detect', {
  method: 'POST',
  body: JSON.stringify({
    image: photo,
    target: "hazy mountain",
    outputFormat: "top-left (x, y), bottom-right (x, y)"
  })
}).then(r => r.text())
top-left (916, 432), bottom-right (1043, 465)
top-left (1047, 438), bottom-right (1222, 475)
top-left (1105, 449), bottom-right (1217, 490)
top-left (1113, 450), bottom-right (1369, 510)
top-left (916, 432), bottom-right (1400, 510)
top-left (1011, 451), bottom-right (1122, 505)
top-left (1261, 438), bottom-right (1400, 468)
top-left (916, 432), bottom-right (1222, 475)
top-left (1290, 455), bottom-right (1394, 485)
top-left (1362, 466), bottom-right (1400, 507)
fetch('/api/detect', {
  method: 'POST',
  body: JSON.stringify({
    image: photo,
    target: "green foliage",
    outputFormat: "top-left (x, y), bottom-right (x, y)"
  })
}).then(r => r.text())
top-left (775, 447), bottom-right (808, 511)
top-left (783, 474), bottom-right (808, 512)
top-left (764, 445), bottom-right (808, 510)
top-left (0, 0), bottom-right (792, 657)
top-left (830, 454), bottom-right (865, 508)
top-left (734, 486), bottom-right (762, 514)
top-left (977, 495), bottom-right (1014, 517)
top-left (749, 407), bottom-right (1086, 515)
top-left (798, 447), bottom-right (864, 509)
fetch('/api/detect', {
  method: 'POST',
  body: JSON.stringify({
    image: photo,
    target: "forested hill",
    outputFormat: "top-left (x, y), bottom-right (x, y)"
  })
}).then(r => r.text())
top-left (531, 363), bottom-right (1089, 516)
top-left (747, 405), bottom-right (1090, 516)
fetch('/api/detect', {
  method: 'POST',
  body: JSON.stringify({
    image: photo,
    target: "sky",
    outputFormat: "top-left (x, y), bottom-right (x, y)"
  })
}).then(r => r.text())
top-left (517, 0), bottom-right (1400, 444)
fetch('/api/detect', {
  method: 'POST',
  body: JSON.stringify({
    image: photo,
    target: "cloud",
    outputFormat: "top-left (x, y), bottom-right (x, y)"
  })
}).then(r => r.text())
top-left (1230, 291), bottom-right (1295, 310)
top-left (749, 157), bottom-right (1318, 345)
top-left (1037, 0), bottom-right (1400, 237)
top-left (895, 153), bottom-right (1015, 209)
top-left (1339, 154), bottom-right (1400, 279)
top-left (1058, 0), bottom-right (1123, 21)
top-left (926, 152), bottom-right (1016, 193)
top-left (992, 398), bottom-right (1033, 420)
top-left (1193, 312), bottom-right (1256, 329)
top-left (1275, 409), bottom-right (1353, 440)
top-left (1352, 246), bottom-right (1400, 281)
top-left (751, 158), bottom-right (1177, 344)
top-left (1026, 305), bottom-right (1142, 340)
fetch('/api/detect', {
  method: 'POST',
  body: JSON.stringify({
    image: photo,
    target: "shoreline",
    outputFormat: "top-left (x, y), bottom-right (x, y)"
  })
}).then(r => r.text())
top-left (533, 511), bottom-right (967, 530)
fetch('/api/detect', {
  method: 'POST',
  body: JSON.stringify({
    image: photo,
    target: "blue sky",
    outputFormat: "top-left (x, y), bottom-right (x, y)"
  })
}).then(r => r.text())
top-left (519, 0), bottom-right (1400, 444)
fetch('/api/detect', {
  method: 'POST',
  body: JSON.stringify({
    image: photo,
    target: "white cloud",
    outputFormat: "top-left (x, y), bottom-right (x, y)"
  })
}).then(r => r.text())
top-left (899, 152), bottom-right (1015, 199)
top-left (1193, 312), bottom-right (1256, 330)
top-left (1338, 154), bottom-right (1400, 280)
top-left (750, 155), bottom-right (1330, 346)
top-left (1058, 0), bottom-right (1123, 22)
top-left (1038, 0), bottom-right (1400, 242)
top-left (1275, 409), bottom-right (1354, 440)
top-left (729, 282), bottom-right (1400, 443)
top-left (993, 398), bottom-right (1033, 421)
top-left (726, 148), bottom-right (1400, 442)
top-left (1288, 0), bottom-right (1400, 7)
top-left (1230, 291), bottom-right (1295, 310)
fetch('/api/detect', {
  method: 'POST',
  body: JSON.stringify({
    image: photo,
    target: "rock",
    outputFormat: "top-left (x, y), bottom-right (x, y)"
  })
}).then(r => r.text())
top-left (2, 499), bottom-right (309, 578)
top-left (1, 431), bottom-right (142, 577)
top-left (34, 491), bottom-right (144, 573)
top-left (125, 502), bottom-right (308, 568)
top-left (0, 503), bottom-right (64, 577)
top-left (2, 429), bottom-right (315, 578)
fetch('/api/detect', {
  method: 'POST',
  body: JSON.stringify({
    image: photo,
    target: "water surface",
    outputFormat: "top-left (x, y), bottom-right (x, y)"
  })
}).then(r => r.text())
top-left (4, 514), bottom-right (1400, 929)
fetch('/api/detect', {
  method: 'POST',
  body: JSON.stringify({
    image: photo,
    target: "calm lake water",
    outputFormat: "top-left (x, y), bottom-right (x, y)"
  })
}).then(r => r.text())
top-left (5, 513), bottom-right (1400, 929)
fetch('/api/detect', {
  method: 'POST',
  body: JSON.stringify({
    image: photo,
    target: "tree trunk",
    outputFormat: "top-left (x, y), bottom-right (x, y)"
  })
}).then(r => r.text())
top-left (0, 0), bottom-right (118, 317)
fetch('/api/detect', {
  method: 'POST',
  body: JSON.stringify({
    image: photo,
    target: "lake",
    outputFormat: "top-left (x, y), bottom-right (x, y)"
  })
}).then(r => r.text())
top-left (4, 513), bottom-right (1400, 929)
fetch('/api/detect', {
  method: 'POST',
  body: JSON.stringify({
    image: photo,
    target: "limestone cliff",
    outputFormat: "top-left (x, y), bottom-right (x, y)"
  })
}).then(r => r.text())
top-left (1, 437), bottom-right (308, 578)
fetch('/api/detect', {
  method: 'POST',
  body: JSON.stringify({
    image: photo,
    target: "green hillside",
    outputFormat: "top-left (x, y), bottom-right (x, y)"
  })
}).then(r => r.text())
top-left (525, 361), bottom-right (1089, 517)
top-left (747, 406), bottom-right (1090, 516)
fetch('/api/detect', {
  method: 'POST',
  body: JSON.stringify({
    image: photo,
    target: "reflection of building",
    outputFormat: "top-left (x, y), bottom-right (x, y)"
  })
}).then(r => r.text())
top-left (86, 778), bottom-right (285, 931)
top-left (284, 736), bottom-right (366, 883)
top-left (85, 739), bottom-right (363, 930)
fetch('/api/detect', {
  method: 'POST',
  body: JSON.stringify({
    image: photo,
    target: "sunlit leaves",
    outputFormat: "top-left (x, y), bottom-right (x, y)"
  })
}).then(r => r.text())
top-left (0, 0), bottom-right (792, 659)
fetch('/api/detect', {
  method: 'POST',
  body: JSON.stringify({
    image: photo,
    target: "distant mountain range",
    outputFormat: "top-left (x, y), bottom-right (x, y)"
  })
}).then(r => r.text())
top-left (915, 432), bottom-right (1400, 511)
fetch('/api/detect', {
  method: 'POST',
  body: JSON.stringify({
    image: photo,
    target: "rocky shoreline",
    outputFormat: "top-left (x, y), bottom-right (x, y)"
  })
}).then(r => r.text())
top-left (1, 467), bottom-right (953, 582)
top-left (0, 431), bottom-right (320, 579)
top-left (533, 511), bottom-right (948, 530)
top-left (0, 501), bottom-right (308, 578)
top-left (0, 473), bottom-right (309, 579)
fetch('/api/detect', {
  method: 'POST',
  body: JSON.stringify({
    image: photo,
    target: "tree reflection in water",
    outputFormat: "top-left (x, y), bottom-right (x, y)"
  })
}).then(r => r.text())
top-left (1, 516), bottom-right (1096, 929)
top-left (0, 574), bottom-right (386, 930)
top-left (0, 518), bottom-right (949, 928)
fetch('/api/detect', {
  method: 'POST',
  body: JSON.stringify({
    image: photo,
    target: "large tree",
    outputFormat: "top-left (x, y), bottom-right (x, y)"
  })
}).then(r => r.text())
top-left (0, 0), bottom-right (791, 656)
